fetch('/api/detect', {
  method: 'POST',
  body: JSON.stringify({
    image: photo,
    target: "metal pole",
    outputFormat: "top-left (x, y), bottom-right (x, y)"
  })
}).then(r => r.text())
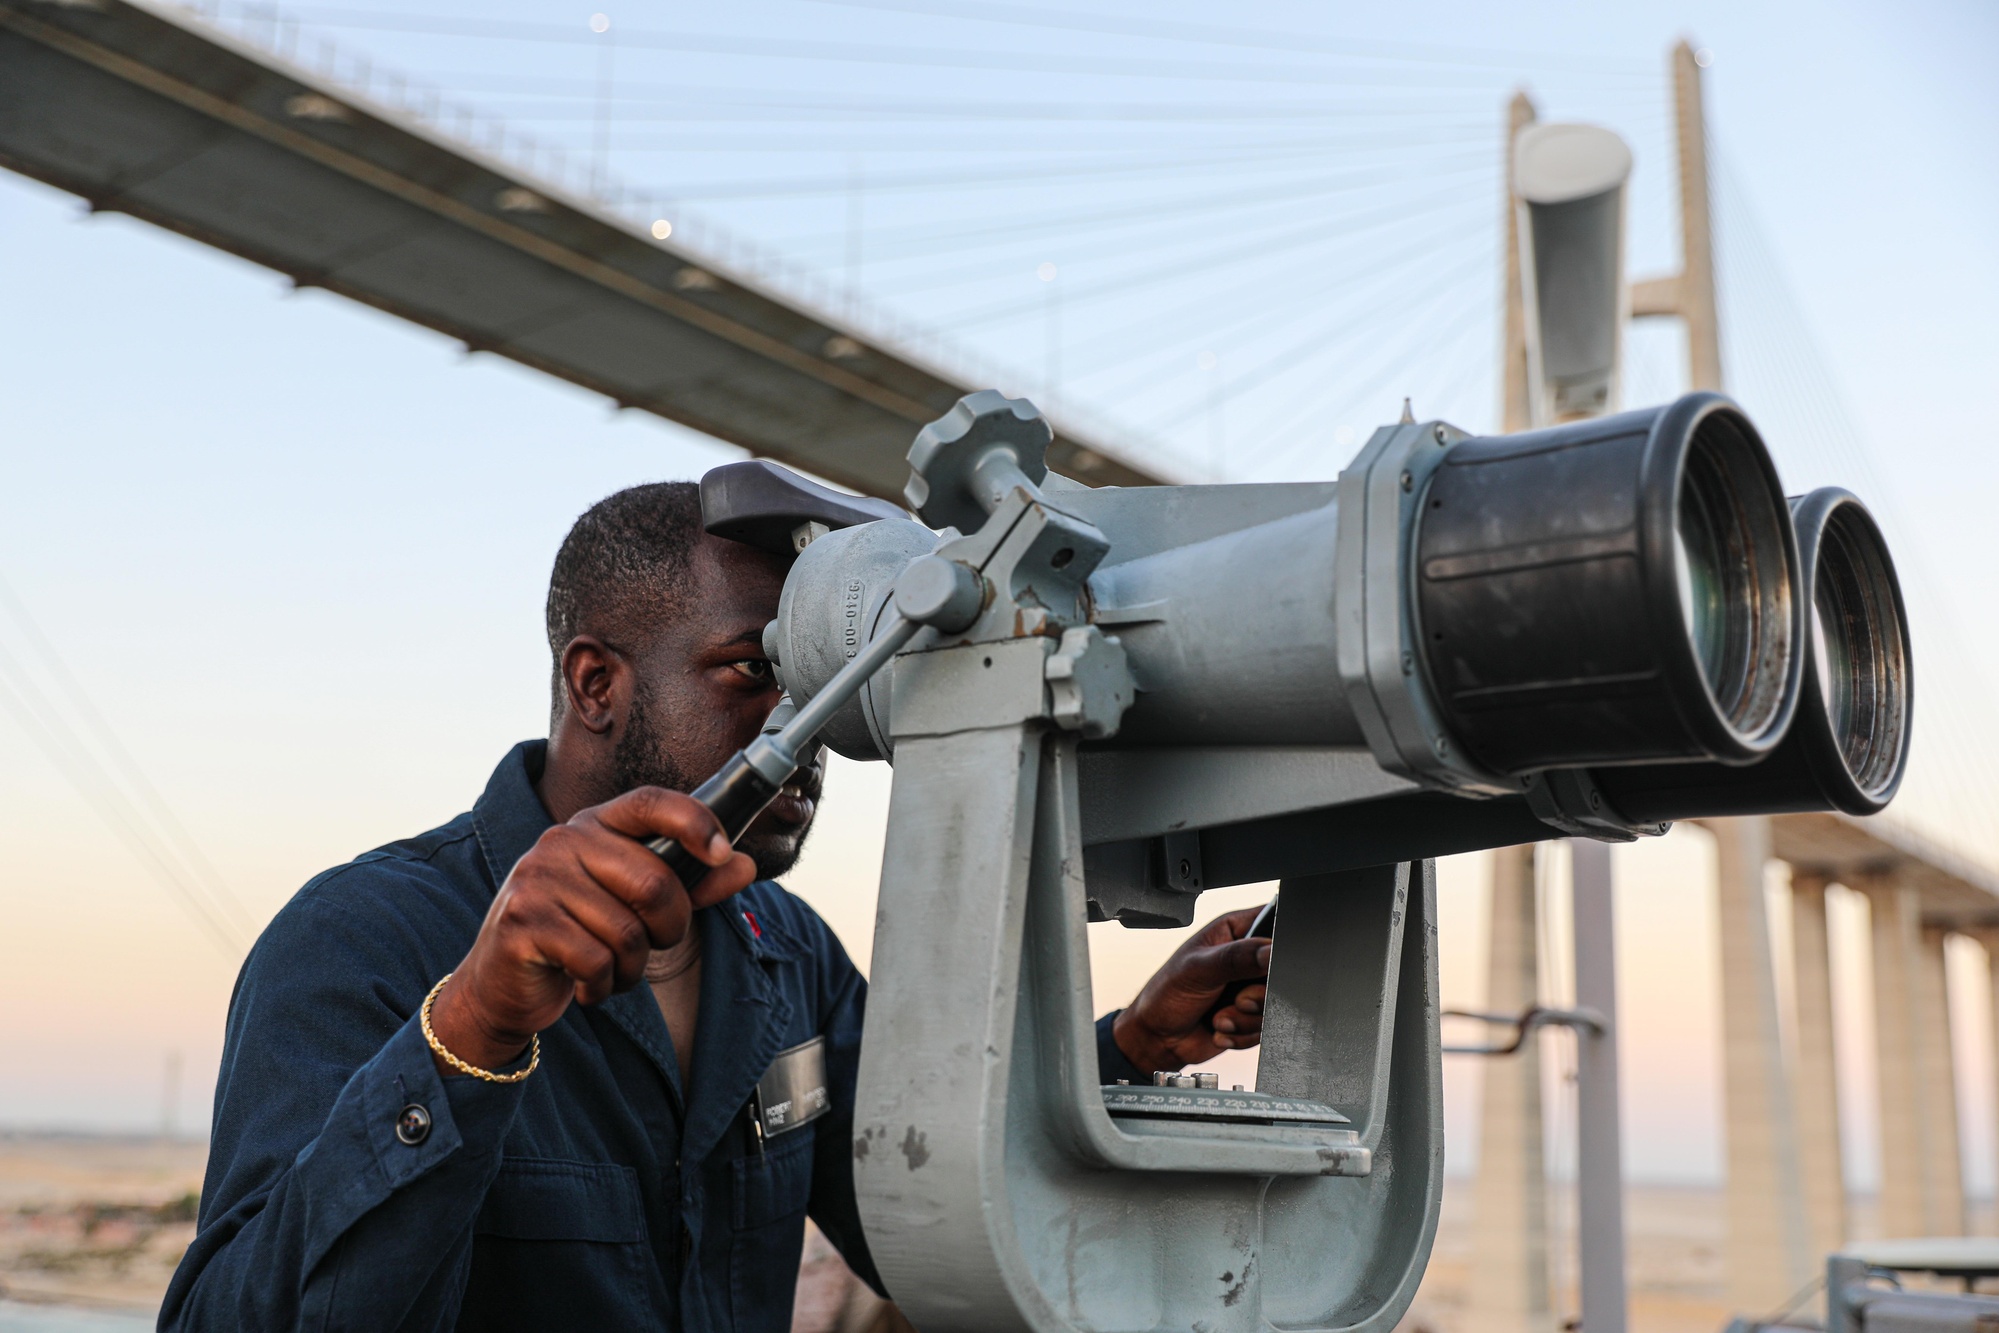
top-left (1570, 840), bottom-right (1628, 1333)
top-left (591, 20), bottom-right (616, 198)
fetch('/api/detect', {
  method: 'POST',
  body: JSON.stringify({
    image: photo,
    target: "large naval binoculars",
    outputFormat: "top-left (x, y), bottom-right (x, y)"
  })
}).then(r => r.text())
top-left (709, 388), bottom-right (1910, 1333)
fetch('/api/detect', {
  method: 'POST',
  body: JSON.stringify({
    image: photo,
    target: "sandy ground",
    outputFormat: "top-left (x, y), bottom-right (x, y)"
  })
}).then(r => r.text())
top-left (1406, 1179), bottom-right (1732, 1333)
top-left (0, 1130), bottom-right (1907, 1332)
top-left (0, 1133), bottom-right (206, 1313)
top-left (0, 1131), bottom-right (908, 1329)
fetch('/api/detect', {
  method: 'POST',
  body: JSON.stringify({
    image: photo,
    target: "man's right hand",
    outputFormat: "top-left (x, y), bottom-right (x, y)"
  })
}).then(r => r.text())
top-left (427, 787), bottom-right (758, 1074)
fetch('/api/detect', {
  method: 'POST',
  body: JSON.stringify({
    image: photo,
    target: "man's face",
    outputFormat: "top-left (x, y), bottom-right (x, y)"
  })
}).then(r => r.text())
top-left (609, 533), bottom-right (822, 879)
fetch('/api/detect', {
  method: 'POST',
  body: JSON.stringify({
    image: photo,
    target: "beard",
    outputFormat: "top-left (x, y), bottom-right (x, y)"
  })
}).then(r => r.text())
top-left (612, 681), bottom-right (817, 881)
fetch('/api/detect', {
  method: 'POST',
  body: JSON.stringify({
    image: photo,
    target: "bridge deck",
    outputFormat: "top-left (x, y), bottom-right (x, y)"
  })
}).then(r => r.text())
top-left (1773, 813), bottom-right (1999, 928)
top-left (0, 0), bottom-right (1163, 502)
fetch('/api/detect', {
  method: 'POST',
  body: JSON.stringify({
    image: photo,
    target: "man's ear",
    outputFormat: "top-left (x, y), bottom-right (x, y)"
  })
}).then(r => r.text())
top-left (558, 635), bottom-right (627, 735)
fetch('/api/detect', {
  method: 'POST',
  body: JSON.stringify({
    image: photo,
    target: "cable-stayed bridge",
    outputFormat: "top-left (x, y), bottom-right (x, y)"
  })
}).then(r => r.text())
top-left (3, 0), bottom-right (1990, 854)
top-left (2, 6), bottom-right (1998, 1329)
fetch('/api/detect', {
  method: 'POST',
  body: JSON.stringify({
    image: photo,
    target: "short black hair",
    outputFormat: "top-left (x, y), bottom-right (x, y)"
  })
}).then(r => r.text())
top-left (545, 481), bottom-right (705, 714)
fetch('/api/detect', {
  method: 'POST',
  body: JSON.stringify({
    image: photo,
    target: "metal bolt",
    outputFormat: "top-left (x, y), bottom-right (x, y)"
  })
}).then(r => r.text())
top-left (1399, 470), bottom-right (1413, 492)
top-left (1434, 736), bottom-right (1449, 757)
top-left (894, 555), bottom-right (983, 633)
top-left (1401, 651), bottom-right (1414, 676)
top-left (1433, 424), bottom-right (1448, 445)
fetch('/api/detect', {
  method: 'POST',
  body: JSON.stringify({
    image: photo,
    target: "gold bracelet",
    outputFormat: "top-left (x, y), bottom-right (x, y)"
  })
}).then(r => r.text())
top-left (420, 973), bottom-right (539, 1084)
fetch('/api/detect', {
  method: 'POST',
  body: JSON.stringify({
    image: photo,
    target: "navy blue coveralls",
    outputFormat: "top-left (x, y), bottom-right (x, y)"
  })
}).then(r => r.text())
top-left (162, 740), bottom-right (1147, 1333)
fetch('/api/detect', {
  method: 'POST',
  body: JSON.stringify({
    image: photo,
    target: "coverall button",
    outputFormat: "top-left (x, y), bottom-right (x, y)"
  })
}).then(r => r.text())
top-left (395, 1102), bottom-right (432, 1146)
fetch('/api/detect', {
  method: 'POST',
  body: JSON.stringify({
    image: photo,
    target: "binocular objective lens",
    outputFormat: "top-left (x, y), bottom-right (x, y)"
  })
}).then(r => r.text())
top-left (1674, 495), bottom-right (1729, 701)
top-left (1671, 413), bottom-right (1793, 742)
top-left (1813, 587), bottom-right (1849, 740)
top-left (1811, 505), bottom-right (1907, 797)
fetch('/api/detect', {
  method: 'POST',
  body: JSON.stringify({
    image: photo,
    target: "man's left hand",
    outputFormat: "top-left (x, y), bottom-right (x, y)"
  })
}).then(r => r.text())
top-left (1112, 906), bottom-right (1271, 1074)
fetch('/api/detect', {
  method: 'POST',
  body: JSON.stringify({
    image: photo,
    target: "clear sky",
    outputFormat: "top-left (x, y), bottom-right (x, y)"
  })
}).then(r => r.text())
top-left (1, 0), bottom-right (1994, 1192)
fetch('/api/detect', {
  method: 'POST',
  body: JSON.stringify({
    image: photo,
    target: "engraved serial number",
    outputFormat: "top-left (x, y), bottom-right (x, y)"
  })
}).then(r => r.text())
top-left (842, 579), bottom-right (864, 658)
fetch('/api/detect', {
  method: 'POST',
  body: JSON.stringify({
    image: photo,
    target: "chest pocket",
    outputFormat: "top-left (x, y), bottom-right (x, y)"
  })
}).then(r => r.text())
top-left (731, 1130), bottom-right (814, 1231)
top-left (476, 1158), bottom-right (646, 1240)
top-left (462, 1159), bottom-right (662, 1333)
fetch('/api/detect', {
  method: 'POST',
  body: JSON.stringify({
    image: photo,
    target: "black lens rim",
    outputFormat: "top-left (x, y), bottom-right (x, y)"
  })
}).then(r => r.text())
top-left (1637, 393), bottom-right (1804, 763)
top-left (1790, 487), bottom-right (1913, 812)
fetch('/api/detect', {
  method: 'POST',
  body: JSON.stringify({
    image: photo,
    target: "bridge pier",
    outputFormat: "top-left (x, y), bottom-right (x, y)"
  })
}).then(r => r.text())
top-left (1859, 873), bottom-right (1966, 1238)
top-left (1969, 929), bottom-right (1999, 1212)
top-left (1471, 844), bottom-right (1555, 1333)
top-left (1917, 923), bottom-right (1967, 1234)
top-left (1711, 817), bottom-right (1817, 1311)
top-left (1789, 868), bottom-right (1849, 1262)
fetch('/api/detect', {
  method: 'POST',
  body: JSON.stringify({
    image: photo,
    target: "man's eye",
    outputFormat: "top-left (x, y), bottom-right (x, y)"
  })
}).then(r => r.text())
top-left (729, 659), bottom-right (775, 685)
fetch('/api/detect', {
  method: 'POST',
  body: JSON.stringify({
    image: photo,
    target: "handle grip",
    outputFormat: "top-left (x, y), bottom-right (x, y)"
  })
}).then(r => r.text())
top-left (1210, 897), bottom-right (1277, 1027)
top-left (645, 751), bottom-right (785, 891)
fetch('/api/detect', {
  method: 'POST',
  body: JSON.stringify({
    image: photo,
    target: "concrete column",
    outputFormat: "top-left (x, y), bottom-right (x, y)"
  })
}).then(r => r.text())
top-left (1710, 817), bottom-right (1814, 1310)
top-left (1861, 874), bottom-right (1964, 1236)
top-left (1970, 929), bottom-right (1999, 1224)
top-left (1670, 39), bottom-right (1723, 392)
top-left (1916, 925), bottom-right (1966, 1234)
top-left (1864, 876), bottom-right (1925, 1236)
top-left (1471, 843), bottom-right (1553, 1333)
top-left (1789, 869), bottom-right (1848, 1260)
top-left (1968, 930), bottom-right (1999, 1226)
top-left (1500, 91), bottom-right (1539, 434)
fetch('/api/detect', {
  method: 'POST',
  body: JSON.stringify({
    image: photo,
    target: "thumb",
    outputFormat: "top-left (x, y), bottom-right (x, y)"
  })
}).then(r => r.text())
top-left (1172, 936), bottom-right (1272, 993)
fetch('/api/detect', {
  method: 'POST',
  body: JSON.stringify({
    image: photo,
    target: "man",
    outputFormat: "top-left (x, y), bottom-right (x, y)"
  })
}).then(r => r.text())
top-left (163, 481), bottom-right (1272, 1333)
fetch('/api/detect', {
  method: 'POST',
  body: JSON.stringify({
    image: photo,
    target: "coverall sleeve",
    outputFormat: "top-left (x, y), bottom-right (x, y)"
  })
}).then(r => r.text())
top-left (160, 879), bottom-right (526, 1333)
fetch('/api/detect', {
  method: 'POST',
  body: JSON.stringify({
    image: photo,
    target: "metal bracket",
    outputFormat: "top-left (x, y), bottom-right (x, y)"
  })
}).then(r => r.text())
top-left (1044, 625), bottom-right (1134, 739)
top-left (1523, 769), bottom-right (1671, 842)
top-left (1333, 417), bottom-right (1519, 797)
top-left (1161, 829), bottom-right (1203, 893)
top-left (1080, 835), bottom-right (1203, 928)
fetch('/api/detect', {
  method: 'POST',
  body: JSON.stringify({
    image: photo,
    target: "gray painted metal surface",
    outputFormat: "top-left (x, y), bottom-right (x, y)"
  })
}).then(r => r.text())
top-left (0, 0), bottom-right (1160, 501)
top-left (1332, 416), bottom-right (1505, 796)
top-left (749, 378), bottom-right (1901, 1324)
top-left (1827, 1246), bottom-right (1999, 1333)
top-left (1512, 123), bottom-right (1634, 424)
top-left (830, 394), bottom-right (1444, 1331)
top-left (1571, 840), bottom-right (1630, 1333)
top-left (853, 723), bottom-right (1443, 1332)
top-left (755, 377), bottom-right (1903, 1327)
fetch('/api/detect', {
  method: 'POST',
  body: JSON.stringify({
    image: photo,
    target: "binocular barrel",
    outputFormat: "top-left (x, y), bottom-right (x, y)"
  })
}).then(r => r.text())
top-left (768, 390), bottom-right (1908, 830)
top-left (1414, 394), bottom-right (1802, 773)
top-left (1100, 392), bottom-right (1815, 780)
